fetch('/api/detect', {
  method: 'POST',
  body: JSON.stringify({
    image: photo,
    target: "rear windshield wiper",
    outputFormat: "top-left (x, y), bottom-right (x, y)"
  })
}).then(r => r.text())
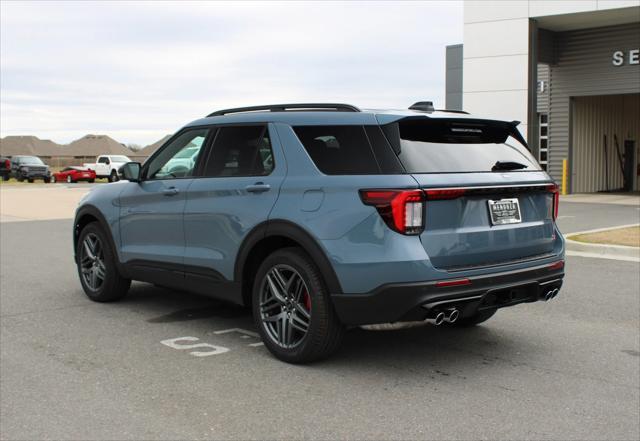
top-left (491, 161), bottom-right (528, 171)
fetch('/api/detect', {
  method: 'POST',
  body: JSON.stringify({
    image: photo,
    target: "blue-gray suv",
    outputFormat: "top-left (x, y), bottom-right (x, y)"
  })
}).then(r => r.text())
top-left (73, 102), bottom-right (565, 363)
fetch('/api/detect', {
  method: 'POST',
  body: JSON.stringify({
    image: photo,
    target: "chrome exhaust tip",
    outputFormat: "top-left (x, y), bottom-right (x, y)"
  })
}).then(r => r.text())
top-left (444, 308), bottom-right (460, 323)
top-left (551, 288), bottom-right (559, 299)
top-left (544, 290), bottom-right (554, 301)
top-left (426, 311), bottom-right (446, 326)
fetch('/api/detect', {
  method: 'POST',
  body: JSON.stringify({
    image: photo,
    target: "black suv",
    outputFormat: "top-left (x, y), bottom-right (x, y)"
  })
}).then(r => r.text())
top-left (11, 156), bottom-right (51, 183)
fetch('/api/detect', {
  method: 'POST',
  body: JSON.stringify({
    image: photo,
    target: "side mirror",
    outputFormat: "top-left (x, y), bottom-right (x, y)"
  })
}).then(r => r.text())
top-left (120, 162), bottom-right (141, 182)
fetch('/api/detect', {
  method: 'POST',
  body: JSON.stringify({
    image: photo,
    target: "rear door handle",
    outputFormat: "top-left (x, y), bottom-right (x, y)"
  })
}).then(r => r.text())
top-left (162, 187), bottom-right (179, 196)
top-left (245, 182), bottom-right (271, 193)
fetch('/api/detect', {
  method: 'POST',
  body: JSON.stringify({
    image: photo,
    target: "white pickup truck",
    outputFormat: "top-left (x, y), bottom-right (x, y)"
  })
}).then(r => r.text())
top-left (84, 155), bottom-right (132, 182)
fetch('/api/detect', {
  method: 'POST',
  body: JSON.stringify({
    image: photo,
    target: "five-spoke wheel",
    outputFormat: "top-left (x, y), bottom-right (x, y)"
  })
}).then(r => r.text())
top-left (76, 222), bottom-right (130, 302)
top-left (79, 233), bottom-right (107, 292)
top-left (259, 264), bottom-right (312, 349)
top-left (253, 247), bottom-right (344, 363)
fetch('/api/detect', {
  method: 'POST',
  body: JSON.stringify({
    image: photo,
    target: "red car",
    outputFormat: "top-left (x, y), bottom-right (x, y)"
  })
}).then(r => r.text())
top-left (51, 166), bottom-right (96, 183)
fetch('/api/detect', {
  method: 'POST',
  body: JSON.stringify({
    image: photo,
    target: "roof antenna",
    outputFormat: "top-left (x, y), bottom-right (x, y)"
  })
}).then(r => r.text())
top-left (409, 101), bottom-right (434, 112)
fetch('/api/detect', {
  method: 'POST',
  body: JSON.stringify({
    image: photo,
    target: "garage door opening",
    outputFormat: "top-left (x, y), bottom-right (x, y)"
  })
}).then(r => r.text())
top-left (571, 93), bottom-right (640, 193)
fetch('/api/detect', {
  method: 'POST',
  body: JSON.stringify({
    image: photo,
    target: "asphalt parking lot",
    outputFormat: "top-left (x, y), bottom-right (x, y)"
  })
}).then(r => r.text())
top-left (1, 186), bottom-right (639, 440)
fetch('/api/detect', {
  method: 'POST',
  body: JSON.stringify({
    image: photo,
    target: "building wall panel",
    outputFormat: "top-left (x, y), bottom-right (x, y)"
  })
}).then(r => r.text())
top-left (546, 23), bottom-right (640, 187)
top-left (464, 19), bottom-right (530, 58)
top-left (529, 1), bottom-right (598, 18)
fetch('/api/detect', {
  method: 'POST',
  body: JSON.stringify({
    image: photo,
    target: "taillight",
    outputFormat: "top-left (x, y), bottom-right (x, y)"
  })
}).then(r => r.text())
top-left (547, 184), bottom-right (559, 220)
top-left (4, 159), bottom-right (9, 169)
top-left (424, 188), bottom-right (466, 200)
top-left (360, 189), bottom-right (425, 235)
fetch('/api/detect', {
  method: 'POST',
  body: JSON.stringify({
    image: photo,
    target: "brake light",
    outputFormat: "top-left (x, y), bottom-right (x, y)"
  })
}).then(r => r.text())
top-left (547, 184), bottom-right (559, 220)
top-left (360, 189), bottom-right (425, 235)
top-left (4, 159), bottom-right (9, 169)
top-left (424, 188), bottom-right (466, 200)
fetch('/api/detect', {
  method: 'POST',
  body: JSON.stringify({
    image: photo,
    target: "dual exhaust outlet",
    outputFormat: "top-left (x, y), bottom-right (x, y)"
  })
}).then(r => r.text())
top-left (426, 308), bottom-right (459, 326)
top-left (543, 288), bottom-right (559, 301)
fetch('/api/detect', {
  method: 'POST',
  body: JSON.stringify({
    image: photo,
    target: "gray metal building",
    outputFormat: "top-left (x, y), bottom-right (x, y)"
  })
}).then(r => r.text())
top-left (447, 5), bottom-right (640, 194)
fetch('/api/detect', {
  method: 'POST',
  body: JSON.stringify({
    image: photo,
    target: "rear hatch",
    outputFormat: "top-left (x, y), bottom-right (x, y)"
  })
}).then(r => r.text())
top-left (383, 116), bottom-right (558, 270)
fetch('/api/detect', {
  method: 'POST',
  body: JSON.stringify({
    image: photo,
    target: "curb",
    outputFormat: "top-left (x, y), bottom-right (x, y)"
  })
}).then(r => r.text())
top-left (565, 224), bottom-right (640, 261)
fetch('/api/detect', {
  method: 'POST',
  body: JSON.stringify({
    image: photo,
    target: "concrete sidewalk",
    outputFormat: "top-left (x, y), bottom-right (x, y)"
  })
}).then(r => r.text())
top-left (0, 185), bottom-right (91, 222)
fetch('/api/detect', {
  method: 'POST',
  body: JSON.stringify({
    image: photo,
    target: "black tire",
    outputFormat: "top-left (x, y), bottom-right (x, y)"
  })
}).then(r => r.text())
top-left (109, 170), bottom-right (118, 182)
top-left (448, 308), bottom-right (497, 327)
top-left (27, 178), bottom-right (34, 183)
top-left (252, 247), bottom-right (344, 363)
top-left (76, 222), bottom-right (130, 302)
top-left (44, 177), bottom-right (51, 183)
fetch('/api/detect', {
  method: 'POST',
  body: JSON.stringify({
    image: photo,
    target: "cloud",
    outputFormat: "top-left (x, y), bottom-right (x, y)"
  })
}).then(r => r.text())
top-left (1, 1), bottom-right (462, 144)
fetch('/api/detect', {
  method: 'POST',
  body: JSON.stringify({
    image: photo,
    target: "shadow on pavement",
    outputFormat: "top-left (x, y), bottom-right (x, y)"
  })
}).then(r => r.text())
top-left (115, 281), bottom-right (548, 373)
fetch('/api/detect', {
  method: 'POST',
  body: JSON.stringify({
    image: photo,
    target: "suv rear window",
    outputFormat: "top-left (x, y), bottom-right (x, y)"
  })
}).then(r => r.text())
top-left (390, 119), bottom-right (541, 173)
top-left (293, 126), bottom-right (381, 175)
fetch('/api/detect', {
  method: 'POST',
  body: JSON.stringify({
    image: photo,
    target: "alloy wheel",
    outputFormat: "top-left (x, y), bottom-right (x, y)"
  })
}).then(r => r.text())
top-left (80, 233), bottom-right (107, 291)
top-left (259, 264), bottom-right (312, 349)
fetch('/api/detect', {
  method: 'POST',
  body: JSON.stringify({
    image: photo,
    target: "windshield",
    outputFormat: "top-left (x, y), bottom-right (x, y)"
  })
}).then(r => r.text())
top-left (18, 157), bottom-right (45, 165)
top-left (395, 119), bottom-right (541, 173)
top-left (110, 156), bottom-right (131, 162)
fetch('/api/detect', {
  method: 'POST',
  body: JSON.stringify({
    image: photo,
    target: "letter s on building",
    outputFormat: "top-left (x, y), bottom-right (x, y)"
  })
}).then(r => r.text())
top-left (612, 50), bottom-right (624, 66)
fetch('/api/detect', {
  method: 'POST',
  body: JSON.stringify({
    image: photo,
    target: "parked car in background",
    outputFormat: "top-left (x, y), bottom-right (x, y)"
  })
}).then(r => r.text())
top-left (73, 102), bottom-right (565, 363)
top-left (10, 155), bottom-right (51, 183)
top-left (0, 157), bottom-right (10, 181)
top-left (84, 155), bottom-right (131, 182)
top-left (51, 166), bottom-right (96, 183)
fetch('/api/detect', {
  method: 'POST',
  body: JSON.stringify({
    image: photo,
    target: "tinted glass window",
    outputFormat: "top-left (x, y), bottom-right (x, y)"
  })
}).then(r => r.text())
top-left (18, 157), bottom-right (44, 165)
top-left (98, 157), bottom-right (109, 164)
top-left (203, 126), bottom-right (273, 177)
top-left (146, 129), bottom-right (209, 179)
top-left (293, 126), bottom-right (380, 175)
top-left (394, 120), bottom-right (541, 173)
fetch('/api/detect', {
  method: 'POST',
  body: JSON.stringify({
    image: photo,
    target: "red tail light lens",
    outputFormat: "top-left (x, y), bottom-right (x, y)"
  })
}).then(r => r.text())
top-left (547, 184), bottom-right (559, 220)
top-left (424, 188), bottom-right (466, 200)
top-left (360, 189), bottom-right (425, 235)
top-left (4, 159), bottom-right (9, 169)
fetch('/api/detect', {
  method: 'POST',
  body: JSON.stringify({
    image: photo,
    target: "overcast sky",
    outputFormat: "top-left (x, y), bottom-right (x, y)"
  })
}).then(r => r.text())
top-left (1, 1), bottom-right (462, 145)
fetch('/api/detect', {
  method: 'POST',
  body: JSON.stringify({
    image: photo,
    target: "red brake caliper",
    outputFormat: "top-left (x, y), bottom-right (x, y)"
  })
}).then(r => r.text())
top-left (303, 290), bottom-right (311, 311)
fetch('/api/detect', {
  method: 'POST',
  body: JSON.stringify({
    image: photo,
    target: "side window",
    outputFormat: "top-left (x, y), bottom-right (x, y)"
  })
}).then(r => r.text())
top-left (293, 125), bottom-right (380, 175)
top-left (98, 157), bottom-right (109, 164)
top-left (203, 125), bottom-right (273, 177)
top-left (146, 128), bottom-right (209, 180)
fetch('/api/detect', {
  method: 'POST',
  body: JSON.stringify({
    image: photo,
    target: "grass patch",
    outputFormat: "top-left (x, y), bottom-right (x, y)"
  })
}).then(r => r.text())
top-left (570, 226), bottom-right (640, 248)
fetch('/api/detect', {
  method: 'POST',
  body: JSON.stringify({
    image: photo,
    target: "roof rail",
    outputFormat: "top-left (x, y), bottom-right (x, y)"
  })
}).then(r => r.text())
top-left (207, 103), bottom-right (361, 117)
top-left (435, 109), bottom-right (470, 115)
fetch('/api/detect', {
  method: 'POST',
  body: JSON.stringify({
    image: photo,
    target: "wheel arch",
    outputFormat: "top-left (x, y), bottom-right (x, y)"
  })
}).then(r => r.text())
top-left (73, 205), bottom-right (125, 275)
top-left (235, 220), bottom-right (343, 307)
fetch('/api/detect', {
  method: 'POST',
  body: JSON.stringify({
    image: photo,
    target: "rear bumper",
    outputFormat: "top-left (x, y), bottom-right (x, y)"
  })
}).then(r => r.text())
top-left (331, 260), bottom-right (565, 325)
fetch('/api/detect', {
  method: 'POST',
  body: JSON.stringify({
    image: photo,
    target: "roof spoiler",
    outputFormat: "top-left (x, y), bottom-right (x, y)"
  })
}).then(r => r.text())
top-left (383, 117), bottom-right (531, 152)
top-left (509, 120), bottom-right (529, 151)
